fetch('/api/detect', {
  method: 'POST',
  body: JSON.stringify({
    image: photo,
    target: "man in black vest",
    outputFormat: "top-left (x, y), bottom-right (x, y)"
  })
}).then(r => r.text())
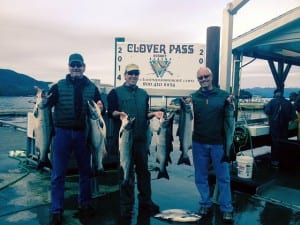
top-left (47, 53), bottom-right (105, 225)
top-left (107, 63), bottom-right (162, 219)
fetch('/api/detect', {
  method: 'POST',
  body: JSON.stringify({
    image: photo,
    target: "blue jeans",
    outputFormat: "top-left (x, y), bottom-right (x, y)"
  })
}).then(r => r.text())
top-left (50, 128), bottom-right (92, 214)
top-left (192, 141), bottom-right (233, 212)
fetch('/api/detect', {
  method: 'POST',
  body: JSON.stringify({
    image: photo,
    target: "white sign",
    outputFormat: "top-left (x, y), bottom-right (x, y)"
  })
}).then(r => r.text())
top-left (115, 42), bottom-right (206, 96)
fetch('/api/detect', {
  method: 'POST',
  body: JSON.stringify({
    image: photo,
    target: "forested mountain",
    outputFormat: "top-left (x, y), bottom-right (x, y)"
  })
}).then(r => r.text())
top-left (243, 87), bottom-right (300, 98)
top-left (0, 68), bottom-right (298, 98)
top-left (0, 69), bottom-right (50, 96)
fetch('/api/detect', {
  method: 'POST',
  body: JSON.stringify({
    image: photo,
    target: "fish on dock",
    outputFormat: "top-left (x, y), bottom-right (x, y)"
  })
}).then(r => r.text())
top-left (32, 86), bottom-right (53, 170)
top-left (177, 97), bottom-right (193, 166)
top-left (87, 100), bottom-right (107, 175)
top-left (154, 209), bottom-right (201, 222)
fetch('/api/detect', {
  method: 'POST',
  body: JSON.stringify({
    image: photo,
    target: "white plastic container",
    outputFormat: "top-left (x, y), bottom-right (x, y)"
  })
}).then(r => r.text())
top-left (236, 155), bottom-right (254, 179)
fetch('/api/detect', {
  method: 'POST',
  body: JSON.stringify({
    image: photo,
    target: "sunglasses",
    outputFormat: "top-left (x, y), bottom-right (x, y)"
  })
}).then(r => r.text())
top-left (69, 62), bottom-right (83, 68)
top-left (197, 75), bottom-right (210, 80)
top-left (127, 70), bottom-right (140, 76)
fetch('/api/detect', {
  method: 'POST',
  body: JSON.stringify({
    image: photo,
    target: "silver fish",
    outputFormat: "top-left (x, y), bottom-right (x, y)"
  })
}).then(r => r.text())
top-left (119, 115), bottom-right (135, 185)
top-left (155, 112), bottom-right (175, 180)
top-left (154, 209), bottom-right (201, 222)
top-left (146, 124), bottom-right (153, 154)
top-left (222, 102), bottom-right (235, 162)
top-left (87, 100), bottom-right (107, 174)
top-left (177, 98), bottom-right (193, 166)
top-left (33, 86), bottom-right (53, 170)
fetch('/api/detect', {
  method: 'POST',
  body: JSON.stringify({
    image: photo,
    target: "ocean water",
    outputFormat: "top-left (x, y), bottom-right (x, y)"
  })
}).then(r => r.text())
top-left (0, 96), bottom-right (267, 129)
top-left (0, 96), bottom-right (35, 128)
top-left (0, 96), bottom-right (35, 111)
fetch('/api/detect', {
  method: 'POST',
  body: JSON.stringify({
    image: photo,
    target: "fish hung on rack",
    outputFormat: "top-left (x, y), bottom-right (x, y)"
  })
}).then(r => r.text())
top-left (33, 86), bottom-right (53, 170)
top-left (118, 114), bottom-right (135, 185)
top-left (87, 100), bottom-right (107, 175)
top-left (177, 97), bottom-right (193, 166)
top-left (153, 111), bottom-right (175, 180)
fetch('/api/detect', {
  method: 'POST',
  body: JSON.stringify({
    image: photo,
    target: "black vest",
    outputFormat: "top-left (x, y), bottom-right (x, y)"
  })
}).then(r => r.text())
top-left (53, 77), bottom-right (96, 129)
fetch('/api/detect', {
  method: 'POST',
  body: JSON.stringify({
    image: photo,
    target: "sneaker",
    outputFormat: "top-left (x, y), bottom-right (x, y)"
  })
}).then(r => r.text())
top-left (50, 213), bottom-right (62, 225)
top-left (222, 211), bottom-right (233, 223)
top-left (198, 207), bottom-right (212, 218)
top-left (139, 201), bottom-right (160, 215)
top-left (77, 204), bottom-right (96, 218)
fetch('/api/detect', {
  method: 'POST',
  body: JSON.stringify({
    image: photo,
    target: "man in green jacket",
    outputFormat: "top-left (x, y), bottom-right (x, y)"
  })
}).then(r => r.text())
top-left (107, 63), bottom-right (162, 219)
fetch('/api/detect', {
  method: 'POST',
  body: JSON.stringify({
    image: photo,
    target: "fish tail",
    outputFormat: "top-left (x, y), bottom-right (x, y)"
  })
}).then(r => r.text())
top-left (177, 155), bottom-right (191, 166)
top-left (157, 170), bottom-right (169, 180)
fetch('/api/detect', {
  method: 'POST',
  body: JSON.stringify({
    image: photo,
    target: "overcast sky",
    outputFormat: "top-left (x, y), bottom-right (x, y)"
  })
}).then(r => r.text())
top-left (0, 0), bottom-right (299, 88)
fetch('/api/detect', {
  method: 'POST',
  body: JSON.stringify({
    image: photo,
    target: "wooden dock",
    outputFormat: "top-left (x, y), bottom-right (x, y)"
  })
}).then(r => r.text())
top-left (0, 109), bottom-right (29, 117)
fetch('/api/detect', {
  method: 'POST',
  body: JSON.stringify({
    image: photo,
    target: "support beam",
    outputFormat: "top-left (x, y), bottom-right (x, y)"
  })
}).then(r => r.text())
top-left (206, 26), bottom-right (220, 87)
top-left (233, 54), bottom-right (242, 120)
top-left (114, 37), bottom-right (125, 87)
top-left (219, 0), bottom-right (249, 92)
top-left (267, 60), bottom-right (292, 94)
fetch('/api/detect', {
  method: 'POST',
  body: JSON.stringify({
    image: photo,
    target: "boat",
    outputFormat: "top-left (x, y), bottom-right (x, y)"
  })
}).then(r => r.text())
top-left (238, 95), bottom-right (269, 110)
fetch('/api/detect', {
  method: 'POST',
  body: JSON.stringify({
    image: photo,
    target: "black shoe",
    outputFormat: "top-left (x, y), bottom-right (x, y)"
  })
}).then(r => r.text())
top-left (198, 207), bottom-right (212, 218)
top-left (37, 159), bottom-right (52, 170)
top-left (120, 210), bottom-right (132, 220)
top-left (50, 213), bottom-right (62, 225)
top-left (77, 204), bottom-right (96, 218)
top-left (271, 160), bottom-right (279, 169)
top-left (222, 211), bottom-right (233, 223)
top-left (139, 201), bottom-right (160, 215)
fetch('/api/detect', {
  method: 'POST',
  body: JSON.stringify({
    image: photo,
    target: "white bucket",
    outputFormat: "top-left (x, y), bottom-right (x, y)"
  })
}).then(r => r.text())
top-left (236, 155), bottom-right (254, 179)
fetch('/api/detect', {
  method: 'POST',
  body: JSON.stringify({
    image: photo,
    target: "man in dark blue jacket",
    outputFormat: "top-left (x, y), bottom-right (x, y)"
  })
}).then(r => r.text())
top-left (190, 67), bottom-right (234, 223)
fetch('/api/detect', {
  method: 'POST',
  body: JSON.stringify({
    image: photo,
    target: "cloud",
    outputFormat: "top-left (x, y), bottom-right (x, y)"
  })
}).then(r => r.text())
top-left (0, 0), bottom-right (299, 88)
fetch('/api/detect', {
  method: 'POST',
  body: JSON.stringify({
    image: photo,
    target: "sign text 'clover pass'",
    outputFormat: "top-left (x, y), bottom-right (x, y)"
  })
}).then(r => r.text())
top-left (115, 42), bottom-right (206, 96)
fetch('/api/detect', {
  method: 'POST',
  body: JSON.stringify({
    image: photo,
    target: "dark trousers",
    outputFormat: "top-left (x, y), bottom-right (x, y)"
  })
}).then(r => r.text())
top-left (51, 128), bottom-right (92, 214)
top-left (270, 122), bottom-right (289, 163)
top-left (120, 140), bottom-right (151, 209)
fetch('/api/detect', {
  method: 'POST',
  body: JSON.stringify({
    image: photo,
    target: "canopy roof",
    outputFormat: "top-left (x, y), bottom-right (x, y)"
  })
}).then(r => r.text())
top-left (232, 6), bottom-right (300, 91)
top-left (232, 6), bottom-right (300, 66)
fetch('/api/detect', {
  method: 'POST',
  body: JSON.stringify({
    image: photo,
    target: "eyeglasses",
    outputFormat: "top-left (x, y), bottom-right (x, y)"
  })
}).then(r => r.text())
top-left (197, 75), bottom-right (210, 80)
top-left (127, 70), bottom-right (140, 76)
top-left (69, 62), bottom-right (83, 68)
